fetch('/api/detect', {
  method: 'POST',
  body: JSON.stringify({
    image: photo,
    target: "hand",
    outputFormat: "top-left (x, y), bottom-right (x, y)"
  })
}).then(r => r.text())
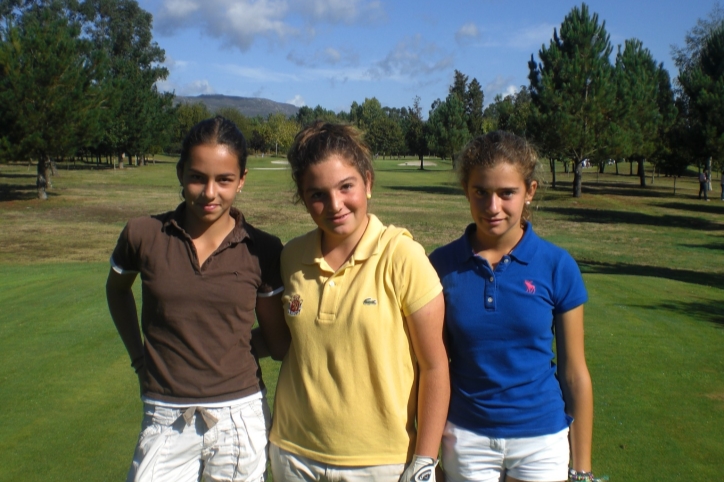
top-left (399, 455), bottom-right (437, 482)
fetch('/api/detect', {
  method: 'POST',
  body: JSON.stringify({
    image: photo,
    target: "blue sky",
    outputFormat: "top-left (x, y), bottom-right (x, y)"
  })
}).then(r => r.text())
top-left (140, 0), bottom-right (719, 114)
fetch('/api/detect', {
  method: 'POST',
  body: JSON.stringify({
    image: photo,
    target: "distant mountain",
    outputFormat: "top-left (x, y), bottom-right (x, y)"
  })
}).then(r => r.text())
top-left (175, 94), bottom-right (299, 119)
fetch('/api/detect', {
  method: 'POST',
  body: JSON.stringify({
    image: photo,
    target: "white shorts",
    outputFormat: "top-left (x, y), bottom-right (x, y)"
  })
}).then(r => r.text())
top-left (442, 421), bottom-right (569, 482)
top-left (127, 395), bottom-right (271, 482)
top-left (270, 443), bottom-right (405, 482)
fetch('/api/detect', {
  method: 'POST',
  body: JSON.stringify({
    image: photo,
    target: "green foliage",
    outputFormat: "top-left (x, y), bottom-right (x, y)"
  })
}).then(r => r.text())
top-left (483, 87), bottom-right (531, 137)
top-left (529, 2), bottom-right (616, 197)
top-left (402, 96), bottom-right (429, 166)
top-left (608, 39), bottom-right (670, 185)
top-left (449, 69), bottom-right (484, 138)
top-left (427, 93), bottom-right (469, 163)
top-left (0, 2), bottom-right (104, 161)
top-left (678, 22), bottom-right (724, 171)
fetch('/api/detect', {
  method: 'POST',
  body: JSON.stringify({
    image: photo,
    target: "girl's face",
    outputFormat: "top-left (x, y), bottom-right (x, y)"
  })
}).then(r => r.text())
top-left (464, 162), bottom-right (537, 247)
top-left (301, 154), bottom-right (371, 245)
top-left (178, 144), bottom-right (246, 229)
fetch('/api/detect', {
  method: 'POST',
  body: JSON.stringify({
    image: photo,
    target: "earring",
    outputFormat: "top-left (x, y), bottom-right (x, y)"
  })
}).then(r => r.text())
top-left (366, 193), bottom-right (372, 200)
top-left (525, 201), bottom-right (530, 205)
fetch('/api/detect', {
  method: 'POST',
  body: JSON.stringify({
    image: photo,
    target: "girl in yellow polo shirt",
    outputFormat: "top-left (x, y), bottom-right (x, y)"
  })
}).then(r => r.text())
top-left (270, 122), bottom-right (450, 482)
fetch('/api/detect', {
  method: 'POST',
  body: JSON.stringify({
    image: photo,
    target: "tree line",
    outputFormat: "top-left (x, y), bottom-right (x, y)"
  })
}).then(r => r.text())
top-left (2, 1), bottom-right (723, 199)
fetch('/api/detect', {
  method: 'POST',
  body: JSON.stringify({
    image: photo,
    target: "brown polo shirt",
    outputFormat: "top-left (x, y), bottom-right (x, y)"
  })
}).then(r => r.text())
top-left (111, 203), bottom-right (283, 404)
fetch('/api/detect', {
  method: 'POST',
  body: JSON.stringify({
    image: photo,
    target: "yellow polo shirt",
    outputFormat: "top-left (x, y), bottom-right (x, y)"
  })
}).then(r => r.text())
top-left (270, 214), bottom-right (442, 466)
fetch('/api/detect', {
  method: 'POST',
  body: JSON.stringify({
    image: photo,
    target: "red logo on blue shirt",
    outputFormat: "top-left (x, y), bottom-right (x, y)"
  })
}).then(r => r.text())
top-left (524, 280), bottom-right (536, 293)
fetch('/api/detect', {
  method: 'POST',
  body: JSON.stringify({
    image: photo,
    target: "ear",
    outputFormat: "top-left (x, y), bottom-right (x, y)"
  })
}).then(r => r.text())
top-left (365, 171), bottom-right (372, 197)
top-left (526, 180), bottom-right (538, 202)
top-left (461, 181), bottom-right (470, 200)
top-left (237, 169), bottom-right (248, 192)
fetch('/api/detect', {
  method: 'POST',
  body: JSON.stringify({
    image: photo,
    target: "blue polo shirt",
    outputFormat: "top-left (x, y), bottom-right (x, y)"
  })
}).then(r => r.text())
top-left (429, 222), bottom-right (587, 438)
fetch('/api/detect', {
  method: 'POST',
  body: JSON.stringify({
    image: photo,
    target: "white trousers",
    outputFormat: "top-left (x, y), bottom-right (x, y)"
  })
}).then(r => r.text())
top-left (127, 396), bottom-right (271, 482)
top-left (270, 444), bottom-right (405, 482)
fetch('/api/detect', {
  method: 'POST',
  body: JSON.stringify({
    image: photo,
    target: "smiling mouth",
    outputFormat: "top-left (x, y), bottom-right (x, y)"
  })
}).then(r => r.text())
top-left (329, 213), bottom-right (350, 223)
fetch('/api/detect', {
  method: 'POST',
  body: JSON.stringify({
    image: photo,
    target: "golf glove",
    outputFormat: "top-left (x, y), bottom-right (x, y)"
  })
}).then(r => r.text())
top-left (399, 455), bottom-right (437, 482)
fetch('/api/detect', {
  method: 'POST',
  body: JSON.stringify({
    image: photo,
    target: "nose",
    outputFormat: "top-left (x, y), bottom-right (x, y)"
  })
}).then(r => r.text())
top-left (328, 191), bottom-right (342, 212)
top-left (203, 181), bottom-right (216, 199)
top-left (483, 194), bottom-right (499, 213)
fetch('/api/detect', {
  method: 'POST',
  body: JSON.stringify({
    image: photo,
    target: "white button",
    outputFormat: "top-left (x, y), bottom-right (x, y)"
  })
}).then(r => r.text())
top-left (487, 297), bottom-right (493, 303)
top-left (329, 281), bottom-right (335, 287)
top-left (489, 277), bottom-right (494, 282)
top-left (503, 258), bottom-right (509, 263)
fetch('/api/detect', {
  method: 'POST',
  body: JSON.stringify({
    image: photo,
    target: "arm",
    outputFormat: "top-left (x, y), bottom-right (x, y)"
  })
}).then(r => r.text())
top-left (555, 304), bottom-right (594, 473)
top-left (254, 292), bottom-right (291, 361)
top-left (405, 292), bottom-right (450, 459)
top-left (105, 268), bottom-right (144, 376)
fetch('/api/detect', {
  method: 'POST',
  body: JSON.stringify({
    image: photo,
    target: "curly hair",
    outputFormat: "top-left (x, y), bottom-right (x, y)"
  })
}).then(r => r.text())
top-left (457, 131), bottom-right (540, 223)
top-left (287, 121), bottom-right (374, 203)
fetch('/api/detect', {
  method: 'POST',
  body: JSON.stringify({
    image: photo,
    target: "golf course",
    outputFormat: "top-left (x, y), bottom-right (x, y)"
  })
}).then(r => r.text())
top-left (0, 156), bottom-right (722, 481)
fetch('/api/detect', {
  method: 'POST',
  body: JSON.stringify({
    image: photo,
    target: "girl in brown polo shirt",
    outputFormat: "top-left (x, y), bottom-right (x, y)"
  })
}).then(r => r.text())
top-left (106, 116), bottom-right (289, 482)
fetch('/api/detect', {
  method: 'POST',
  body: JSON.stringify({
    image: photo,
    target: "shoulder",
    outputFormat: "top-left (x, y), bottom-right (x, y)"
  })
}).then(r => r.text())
top-left (281, 229), bottom-right (316, 260)
top-left (121, 211), bottom-right (172, 242)
top-left (429, 234), bottom-right (467, 277)
top-left (245, 221), bottom-right (283, 250)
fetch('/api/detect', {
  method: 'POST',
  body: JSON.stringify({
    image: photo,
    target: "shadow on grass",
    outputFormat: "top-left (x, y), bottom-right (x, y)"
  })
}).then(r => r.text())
top-left (579, 260), bottom-right (722, 291)
top-left (679, 242), bottom-right (724, 252)
top-left (548, 180), bottom-right (677, 198)
top-left (544, 207), bottom-right (723, 231)
top-left (0, 172), bottom-right (35, 179)
top-left (386, 184), bottom-right (461, 196)
top-left (0, 183), bottom-right (53, 202)
top-left (634, 300), bottom-right (724, 328)
top-left (656, 202), bottom-right (724, 215)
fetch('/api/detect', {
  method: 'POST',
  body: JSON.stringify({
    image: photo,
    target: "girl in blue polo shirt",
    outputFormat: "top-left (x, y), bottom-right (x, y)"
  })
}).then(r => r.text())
top-left (429, 131), bottom-right (599, 482)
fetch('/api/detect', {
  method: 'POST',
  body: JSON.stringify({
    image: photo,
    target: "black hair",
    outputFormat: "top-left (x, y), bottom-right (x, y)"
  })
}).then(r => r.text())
top-left (177, 116), bottom-right (248, 174)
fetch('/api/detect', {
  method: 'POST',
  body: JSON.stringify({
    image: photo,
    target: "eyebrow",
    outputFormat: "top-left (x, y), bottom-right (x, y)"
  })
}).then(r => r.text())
top-left (304, 176), bottom-right (358, 193)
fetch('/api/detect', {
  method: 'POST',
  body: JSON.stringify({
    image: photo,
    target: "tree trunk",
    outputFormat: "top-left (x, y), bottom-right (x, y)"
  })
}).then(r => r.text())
top-left (673, 176), bottom-right (677, 196)
top-left (550, 158), bottom-right (557, 189)
top-left (615, 160), bottom-right (619, 175)
top-left (37, 155), bottom-right (51, 200)
top-left (419, 153), bottom-right (425, 170)
top-left (118, 152), bottom-right (125, 169)
top-left (573, 160), bottom-right (583, 197)
top-left (638, 158), bottom-right (646, 187)
top-left (629, 159), bottom-right (633, 176)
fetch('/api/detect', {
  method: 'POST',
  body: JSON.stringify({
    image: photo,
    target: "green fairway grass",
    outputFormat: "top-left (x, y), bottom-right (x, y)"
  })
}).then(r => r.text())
top-left (1, 158), bottom-right (722, 481)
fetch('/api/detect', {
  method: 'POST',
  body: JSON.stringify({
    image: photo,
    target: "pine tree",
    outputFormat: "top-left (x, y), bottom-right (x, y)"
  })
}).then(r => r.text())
top-left (0, 1), bottom-right (105, 198)
top-left (528, 3), bottom-right (616, 197)
top-left (610, 39), bottom-right (664, 186)
top-left (427, 93), bottom-right (468, 166)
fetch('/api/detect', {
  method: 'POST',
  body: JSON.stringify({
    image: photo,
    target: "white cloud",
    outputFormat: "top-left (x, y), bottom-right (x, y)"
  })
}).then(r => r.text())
top-left (287, 47), bottom-right (359, 67)
top-left (183, 80), bottom-right (216, 95)
top-left (368, 35), bottom-right (454, 80)
top-left (455, 22), bottom-right (480, 44)
top-left (484, 75), bottom-right (517, 101)
top-left (156, 0), bottom-right (385, 52)
top-left (294, 0), bottom-right (385, 24)
top-left (287, 94), bottom-right (306, 107)
top-left (508, 23), bottom-right (557, 50)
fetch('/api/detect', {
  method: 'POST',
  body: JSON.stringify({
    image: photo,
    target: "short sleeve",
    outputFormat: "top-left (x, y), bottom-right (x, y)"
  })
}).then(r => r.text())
top-left (390, 235), bottom-right (443, 317)
top-left (110, 221), bottom-right (141, 274)
top-left (552, 251), bottom-right (588, 314)
top-left (255, 232), bottom-right (284, 298)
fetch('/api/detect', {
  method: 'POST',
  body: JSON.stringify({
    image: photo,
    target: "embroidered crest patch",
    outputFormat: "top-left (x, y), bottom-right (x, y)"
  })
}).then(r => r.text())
top-left (288, 294), bottom-right (303, 316)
